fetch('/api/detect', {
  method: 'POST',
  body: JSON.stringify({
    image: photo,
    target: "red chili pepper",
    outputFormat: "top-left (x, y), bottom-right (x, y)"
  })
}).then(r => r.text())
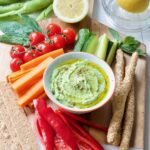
top-left (34, 99), bottom-right (79, 150)
top-left (56, 111), bottom-right (104, 150)
top-left (33, 98), bottom-right (47, 112)
top-left (67, 118), bottom-right (104, 150)
top-left (34, 99), bottom-right (54, 150)
top-left (37, 115), bottom-right (54, 150)
top-left (58, 109), bottom-right (108, 132)
top-left (54, 134), bottom-right (71, 150)
top-left (35, 118), bottom-right (70, 150)
top-left (40, 107), bottom-right (80, 150)
top-left (35, 118), bottom-right (44, 143)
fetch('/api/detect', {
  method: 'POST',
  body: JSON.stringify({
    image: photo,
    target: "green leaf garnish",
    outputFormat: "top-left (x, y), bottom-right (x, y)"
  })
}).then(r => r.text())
top-left (108, 28), bottom-right (122, 43)
top-left (109, 28), bottom-right (146, 57)
top-left (0, 15), bottom-right (42, 46)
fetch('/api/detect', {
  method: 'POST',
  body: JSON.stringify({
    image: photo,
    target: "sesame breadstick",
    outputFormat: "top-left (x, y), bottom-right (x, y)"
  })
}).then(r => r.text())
top-left (120, 82), bottom-right (135, 150)
top-left (115, 50), bottom-right (125, 89)
top-left (107, 52), bottom-right (138, 144)
top-left (111, 49), bottom-right (125, 146)
top-left (113, 49), bottom-right (125, 113)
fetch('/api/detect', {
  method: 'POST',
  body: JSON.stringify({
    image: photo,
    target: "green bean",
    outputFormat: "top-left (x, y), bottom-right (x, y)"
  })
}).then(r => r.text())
top-left (0, 0), bottom-right (53, 18)
top-left (0, 0), bottom-right (22, 5)
top-left (0, 3), bottom-right (23, 14)
top-left (36, 4), bottom-right (53, 21)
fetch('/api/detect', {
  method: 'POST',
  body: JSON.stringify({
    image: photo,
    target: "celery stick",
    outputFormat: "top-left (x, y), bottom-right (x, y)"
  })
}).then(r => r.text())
top-left (106, 40), bottom-right (118, 65)
top-left (95, 34), bottom-right (109, 60)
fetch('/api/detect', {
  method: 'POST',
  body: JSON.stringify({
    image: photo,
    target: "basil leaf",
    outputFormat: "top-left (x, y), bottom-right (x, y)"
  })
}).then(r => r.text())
top-left (19, 15), bottom-right (43, 33)
top-left (136, 48), bottom-right (146, 57)
top-left (123, 36), bottom-right (140, 47)
top-left (0, 15), bottom-right (42, 46)
top-left (0, 33), bottom-right (29, 46)
top-left (0, 21), bottom-right (32, 35)
top-left (108, 28), bottom-right (122, 43)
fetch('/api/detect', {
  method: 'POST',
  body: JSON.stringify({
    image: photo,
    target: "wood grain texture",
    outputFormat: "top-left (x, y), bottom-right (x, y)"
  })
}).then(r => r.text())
top-left (0, 3), bottom-right (146, 149)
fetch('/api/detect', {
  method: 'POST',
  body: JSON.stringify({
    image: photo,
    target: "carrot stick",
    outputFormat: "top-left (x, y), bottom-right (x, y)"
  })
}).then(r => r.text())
top-left (12, 57), bottom-right (53, 95)
top-left (37, 92), bottom-right (48, 99)
top-left (7, 69), bottom-right (32, 83)
top-left (17, 79), bottom-right (44, 107)
top-left (20, 49), bottom-right (64, 71)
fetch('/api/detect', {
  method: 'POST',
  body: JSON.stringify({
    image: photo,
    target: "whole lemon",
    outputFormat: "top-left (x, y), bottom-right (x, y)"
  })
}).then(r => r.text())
top-left (116, 0), bottom-right (149, 13)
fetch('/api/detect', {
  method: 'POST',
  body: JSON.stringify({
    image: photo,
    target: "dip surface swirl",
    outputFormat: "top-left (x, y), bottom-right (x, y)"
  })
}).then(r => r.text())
top-left (50, 59), bottom-right (109, 108)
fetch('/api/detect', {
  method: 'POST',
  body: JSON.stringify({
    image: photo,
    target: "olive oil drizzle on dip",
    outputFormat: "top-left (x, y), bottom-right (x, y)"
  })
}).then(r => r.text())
top-left (50, 59), bottom-right (109, 109)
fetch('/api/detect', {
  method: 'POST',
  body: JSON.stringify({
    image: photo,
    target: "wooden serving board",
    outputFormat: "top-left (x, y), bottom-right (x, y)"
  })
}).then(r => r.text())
top-left (0, 16), bottom-right (146, 150)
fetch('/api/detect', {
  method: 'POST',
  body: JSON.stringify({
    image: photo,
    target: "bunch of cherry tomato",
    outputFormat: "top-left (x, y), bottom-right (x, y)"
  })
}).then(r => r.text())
top-left (10, 23), bottom-right (76, 72)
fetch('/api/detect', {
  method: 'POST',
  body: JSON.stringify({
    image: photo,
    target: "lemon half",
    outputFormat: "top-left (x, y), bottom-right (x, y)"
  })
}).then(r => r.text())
top-left (53, 0), bottom-right (89, 23)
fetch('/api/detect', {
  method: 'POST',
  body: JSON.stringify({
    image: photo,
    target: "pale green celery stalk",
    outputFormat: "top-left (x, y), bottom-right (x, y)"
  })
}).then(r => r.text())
top-left (106, 40), bottom-right (118, 65)
top-left (36, 4), bottom-right (53, 21)
top-left (95, 34), bottom-right (109, 60)
top-left (0, 3), bottom-right (23, 14)
top-left (0, 0), bottom-right (53, 18)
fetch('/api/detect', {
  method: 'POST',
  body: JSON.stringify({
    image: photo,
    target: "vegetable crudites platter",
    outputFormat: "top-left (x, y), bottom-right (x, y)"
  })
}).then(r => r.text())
top-left (0, 0), bottom-right (146, 150)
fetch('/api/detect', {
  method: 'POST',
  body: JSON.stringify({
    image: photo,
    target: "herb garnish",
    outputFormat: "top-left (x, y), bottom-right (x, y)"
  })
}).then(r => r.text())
top-left (109, 28), bottom-right (146, 57)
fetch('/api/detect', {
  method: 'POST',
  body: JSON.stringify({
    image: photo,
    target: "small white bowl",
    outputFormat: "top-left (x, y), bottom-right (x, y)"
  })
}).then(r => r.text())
top-left (43, 52), bottom-right (115, 114)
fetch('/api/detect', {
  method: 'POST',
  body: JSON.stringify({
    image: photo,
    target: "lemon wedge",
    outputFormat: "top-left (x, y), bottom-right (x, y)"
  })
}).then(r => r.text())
top-left (53, 0), bottom-right (89, 23)
top-left (116, 0), bottom-right (149, 13)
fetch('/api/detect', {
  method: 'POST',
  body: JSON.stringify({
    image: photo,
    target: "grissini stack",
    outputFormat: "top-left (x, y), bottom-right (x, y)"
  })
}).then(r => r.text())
top-left (107, 50), bottom-right (138, 149)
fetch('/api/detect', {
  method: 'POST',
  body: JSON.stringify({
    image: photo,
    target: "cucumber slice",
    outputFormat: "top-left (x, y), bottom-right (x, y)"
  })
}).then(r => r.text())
top-left (106, 40), bottom-right (118, 65)
top-left (95, 34), bottom-right (109, 60)
top-left (82, 34), bottom-right (98, 54)
top-left (74, 28), bottom-right (90, 52)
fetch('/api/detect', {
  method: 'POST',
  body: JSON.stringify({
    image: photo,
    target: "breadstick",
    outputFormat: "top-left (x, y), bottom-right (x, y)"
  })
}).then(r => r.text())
top-left (113, 49), bottom-right (125, 112)
top-left (115, 50), bottom-right (125, 89)
top-left (120, 82), bottom-right (135, 150)
top-left (107, 52), bottom-right (138, 144)
top-left (111, 49), bottom-right (125, 146)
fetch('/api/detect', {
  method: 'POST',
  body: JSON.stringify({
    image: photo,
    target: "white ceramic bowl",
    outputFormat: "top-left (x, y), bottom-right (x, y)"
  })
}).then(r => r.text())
top-left (43, 52), bottom-right (115, 114)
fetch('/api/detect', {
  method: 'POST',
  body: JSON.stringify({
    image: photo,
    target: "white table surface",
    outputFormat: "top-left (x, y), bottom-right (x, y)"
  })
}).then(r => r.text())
top-left (92, 1), bottom-right (150, 150)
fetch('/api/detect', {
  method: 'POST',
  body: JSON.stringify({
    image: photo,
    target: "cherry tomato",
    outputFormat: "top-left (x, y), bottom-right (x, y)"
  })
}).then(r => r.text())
top-left (47, 23), bottom-right (61, 38)
top-left (10, 45), bottom-right (25, 59)
top-left (36, 43), bottom-right (54, 54)
top-left (50, 35), bottom-right (65, 50)
top-left (29, 32), bottom-right (45, 46)
top-left (10, 58), bottom-right (24, 72)
top-left (23, 50), bottom-right (39, 62)
top-left (62, 28), bottom-right (76, 45)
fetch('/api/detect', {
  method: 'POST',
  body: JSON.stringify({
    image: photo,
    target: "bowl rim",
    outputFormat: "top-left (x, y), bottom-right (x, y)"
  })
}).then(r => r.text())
top-left (43, 52), bottom-right (115, 113)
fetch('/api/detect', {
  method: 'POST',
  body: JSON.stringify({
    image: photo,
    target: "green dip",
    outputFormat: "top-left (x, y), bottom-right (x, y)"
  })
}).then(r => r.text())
top-left (50, 59), bottom-right (109, 109)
